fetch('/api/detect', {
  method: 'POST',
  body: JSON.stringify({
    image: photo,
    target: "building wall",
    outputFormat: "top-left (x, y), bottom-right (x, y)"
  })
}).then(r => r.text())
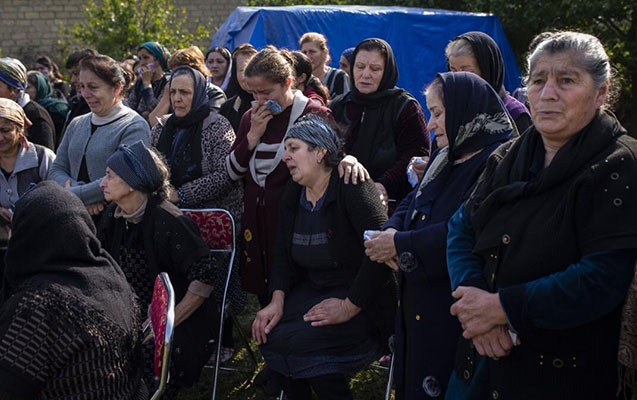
top-left (0, 0), bottom-right (244, 68)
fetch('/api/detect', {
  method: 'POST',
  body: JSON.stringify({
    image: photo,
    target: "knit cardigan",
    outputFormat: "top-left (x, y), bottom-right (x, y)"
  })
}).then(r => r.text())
top-left (49, 108), bottom-right (150, 204)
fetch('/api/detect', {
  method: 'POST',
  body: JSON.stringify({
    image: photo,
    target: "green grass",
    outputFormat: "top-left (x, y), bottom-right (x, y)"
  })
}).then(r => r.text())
top-left (176, 295), bottom-right (394, 400)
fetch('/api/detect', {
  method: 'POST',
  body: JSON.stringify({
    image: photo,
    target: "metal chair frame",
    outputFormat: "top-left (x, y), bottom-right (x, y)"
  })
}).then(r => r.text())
top-left (146, 272), bottom-right (176, 400)
top-left (181, 208), bottom-right (258, 400)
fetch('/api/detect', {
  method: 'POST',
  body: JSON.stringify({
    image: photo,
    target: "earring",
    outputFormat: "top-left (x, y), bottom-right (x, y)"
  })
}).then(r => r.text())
top-left (129, 188), bottom-right (134, 192)
top-left (317, 158), bottom-right (322, 164)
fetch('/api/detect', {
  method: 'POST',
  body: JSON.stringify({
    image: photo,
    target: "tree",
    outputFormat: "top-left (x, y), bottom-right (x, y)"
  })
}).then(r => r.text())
top-left (67, 0), bottom-right (209, 60)
top-left (247, 0), bottom-right (636, 130)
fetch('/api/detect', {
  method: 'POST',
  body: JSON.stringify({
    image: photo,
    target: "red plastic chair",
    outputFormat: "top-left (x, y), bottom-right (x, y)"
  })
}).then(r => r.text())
top-left (144, 272), bottom-right (175, 400)
top-left (181, 208), bottom-right (257, 400)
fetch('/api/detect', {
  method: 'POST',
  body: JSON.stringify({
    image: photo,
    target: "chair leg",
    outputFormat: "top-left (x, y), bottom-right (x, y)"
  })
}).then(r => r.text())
top-left (229, 307), bottom-right (259, 369)
top-left (279, 389), bottom-right (285, 400)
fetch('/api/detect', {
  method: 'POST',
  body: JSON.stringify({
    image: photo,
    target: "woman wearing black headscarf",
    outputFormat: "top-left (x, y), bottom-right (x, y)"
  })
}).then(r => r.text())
top-left (365, 72), bottom-right (514, 399)
top-left (0, 181), bottom-right (146, 399)
top-left (151, 66), bottom-right (242, 217)
top-left (99, 141), bottom-right (220, 398)
top-left (446, 31), bottom-right (531, 134)
top-left (330, 38), bottom-right (429, 204)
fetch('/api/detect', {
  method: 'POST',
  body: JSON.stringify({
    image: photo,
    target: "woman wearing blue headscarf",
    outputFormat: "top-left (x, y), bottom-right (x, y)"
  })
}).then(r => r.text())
top-left (365, 71), bottom-right (514, 399)
top-left (126, 41), bottom-right (171, 121)
top-left (98, 140), bottom-right (220, 398)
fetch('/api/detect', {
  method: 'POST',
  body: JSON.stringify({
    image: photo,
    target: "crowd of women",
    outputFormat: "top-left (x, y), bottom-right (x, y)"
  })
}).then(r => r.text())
top-left (0, 26), bottom-right (635, 400)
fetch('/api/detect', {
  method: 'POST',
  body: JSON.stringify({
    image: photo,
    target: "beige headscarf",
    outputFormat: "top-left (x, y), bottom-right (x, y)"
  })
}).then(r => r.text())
top-left (0, 98), bottom-right (31, 128)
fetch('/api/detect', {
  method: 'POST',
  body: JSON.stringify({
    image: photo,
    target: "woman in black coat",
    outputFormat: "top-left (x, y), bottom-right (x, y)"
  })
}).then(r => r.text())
top-left (365, 71), bottom-right (514, 399)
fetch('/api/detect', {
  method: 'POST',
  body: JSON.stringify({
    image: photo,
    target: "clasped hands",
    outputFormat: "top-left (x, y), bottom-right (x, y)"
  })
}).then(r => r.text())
top-left (450, 286), bottom-right (520, 360)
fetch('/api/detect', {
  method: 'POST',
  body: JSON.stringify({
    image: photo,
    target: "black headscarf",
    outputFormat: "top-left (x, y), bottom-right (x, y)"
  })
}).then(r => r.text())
top-left (155, 66), bottom-right (211, 188)
top-left (414, 72), bottom-right (513, 206)
top-left (350, 38), bottom-right (403, 106)
top-left (2, 181), bottom-right (136, 330)
top-left (453, 31), bottom-right (505, 94)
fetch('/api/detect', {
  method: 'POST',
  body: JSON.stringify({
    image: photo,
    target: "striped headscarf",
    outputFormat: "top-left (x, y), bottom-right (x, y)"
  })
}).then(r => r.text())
top-left (0, 57), bottom-right (27, 91)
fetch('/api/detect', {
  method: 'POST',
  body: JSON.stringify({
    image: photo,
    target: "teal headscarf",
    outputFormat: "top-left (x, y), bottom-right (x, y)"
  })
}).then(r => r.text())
top-left (28, 71), bottom-right (69, 119)
top-left (138, 41), bottom-right (170, 72)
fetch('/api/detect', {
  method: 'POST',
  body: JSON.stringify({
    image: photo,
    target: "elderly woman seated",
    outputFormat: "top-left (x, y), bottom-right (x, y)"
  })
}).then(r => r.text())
top-left (98, 141), bottom-right (219, 398)
top-left (0, 181), bottom-right (145, 399)
top-left (252, 115), bottom-right (395, 400)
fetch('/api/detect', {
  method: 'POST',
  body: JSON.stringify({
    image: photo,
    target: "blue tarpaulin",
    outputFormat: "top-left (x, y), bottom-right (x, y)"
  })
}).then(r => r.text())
top-left (212, 5), bottom-right (522, 109)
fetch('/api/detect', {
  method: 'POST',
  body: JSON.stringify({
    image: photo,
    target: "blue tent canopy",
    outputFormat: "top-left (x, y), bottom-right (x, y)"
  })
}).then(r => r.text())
top-left (212, 5), bottom-right (522, 109)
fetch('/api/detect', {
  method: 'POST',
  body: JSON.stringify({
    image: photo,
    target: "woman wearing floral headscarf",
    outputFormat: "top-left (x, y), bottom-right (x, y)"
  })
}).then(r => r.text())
top-left (365, 72), bottom-right (514, 399)
top-left (330, 38), bottom-right (429, 204)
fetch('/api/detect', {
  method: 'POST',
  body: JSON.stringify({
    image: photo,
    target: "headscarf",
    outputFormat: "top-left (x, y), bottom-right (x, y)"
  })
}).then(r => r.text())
top-left (350, 38), bottom-right (402, 106)
top-left (341, 47), bottom-right (355, 65)
top-left (28, 71), bottom-right (69, 120)
top-left (0, 98), bottom-right (31, 128)
top-left (155, 66), bottom-right (210, 188)
top-left (2, 181), bottom-right (136, 330)
top-left (107, 141), bottom-right (164, 194)
top-left (138, 41), bottom-right (170, 72)
top-left (452, 31), bottom-right (505, 94)
top-left (215, 47), bottom-right (233, 91)
top-left (0, 57), bottom-right (27, 91)
top-left (285, 114), bottom-right (343, 162)
top-left (415, 72), bottom-right (513, 202)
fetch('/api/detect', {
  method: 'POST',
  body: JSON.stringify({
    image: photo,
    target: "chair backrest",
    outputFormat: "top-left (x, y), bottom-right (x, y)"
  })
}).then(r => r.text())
top-left (147, 272), bottom-right (175, 400)
top-left (181, 208), bottom-right (235, 252)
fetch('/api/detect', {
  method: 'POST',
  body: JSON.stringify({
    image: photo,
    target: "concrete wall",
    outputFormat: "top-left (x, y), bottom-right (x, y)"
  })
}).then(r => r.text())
top-left (0, 0), bottom-right (244, 69)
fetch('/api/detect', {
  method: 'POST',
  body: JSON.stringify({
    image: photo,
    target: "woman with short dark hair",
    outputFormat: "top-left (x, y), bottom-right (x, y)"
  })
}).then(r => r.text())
top-left (49, 54), bottom-right (150, 216)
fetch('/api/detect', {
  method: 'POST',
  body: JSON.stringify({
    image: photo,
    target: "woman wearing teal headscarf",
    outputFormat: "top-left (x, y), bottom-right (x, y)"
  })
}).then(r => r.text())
top-left (27, 71), bottom-right (69, 145)
top-left (126, 41), bottom-right (171, 121)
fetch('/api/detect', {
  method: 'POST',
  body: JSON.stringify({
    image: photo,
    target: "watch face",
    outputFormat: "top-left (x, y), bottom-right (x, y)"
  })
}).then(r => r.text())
top-left (399, 251), bottom-right (417, 273)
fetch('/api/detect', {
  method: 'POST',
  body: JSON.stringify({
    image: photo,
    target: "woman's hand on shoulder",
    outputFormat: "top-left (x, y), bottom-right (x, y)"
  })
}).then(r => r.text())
top-left (338, 155), bottom-right (370, 184)
top-left (303, 297), bottom-right (361, 327)
top-left (251, 290), bottom-right (284, 345)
